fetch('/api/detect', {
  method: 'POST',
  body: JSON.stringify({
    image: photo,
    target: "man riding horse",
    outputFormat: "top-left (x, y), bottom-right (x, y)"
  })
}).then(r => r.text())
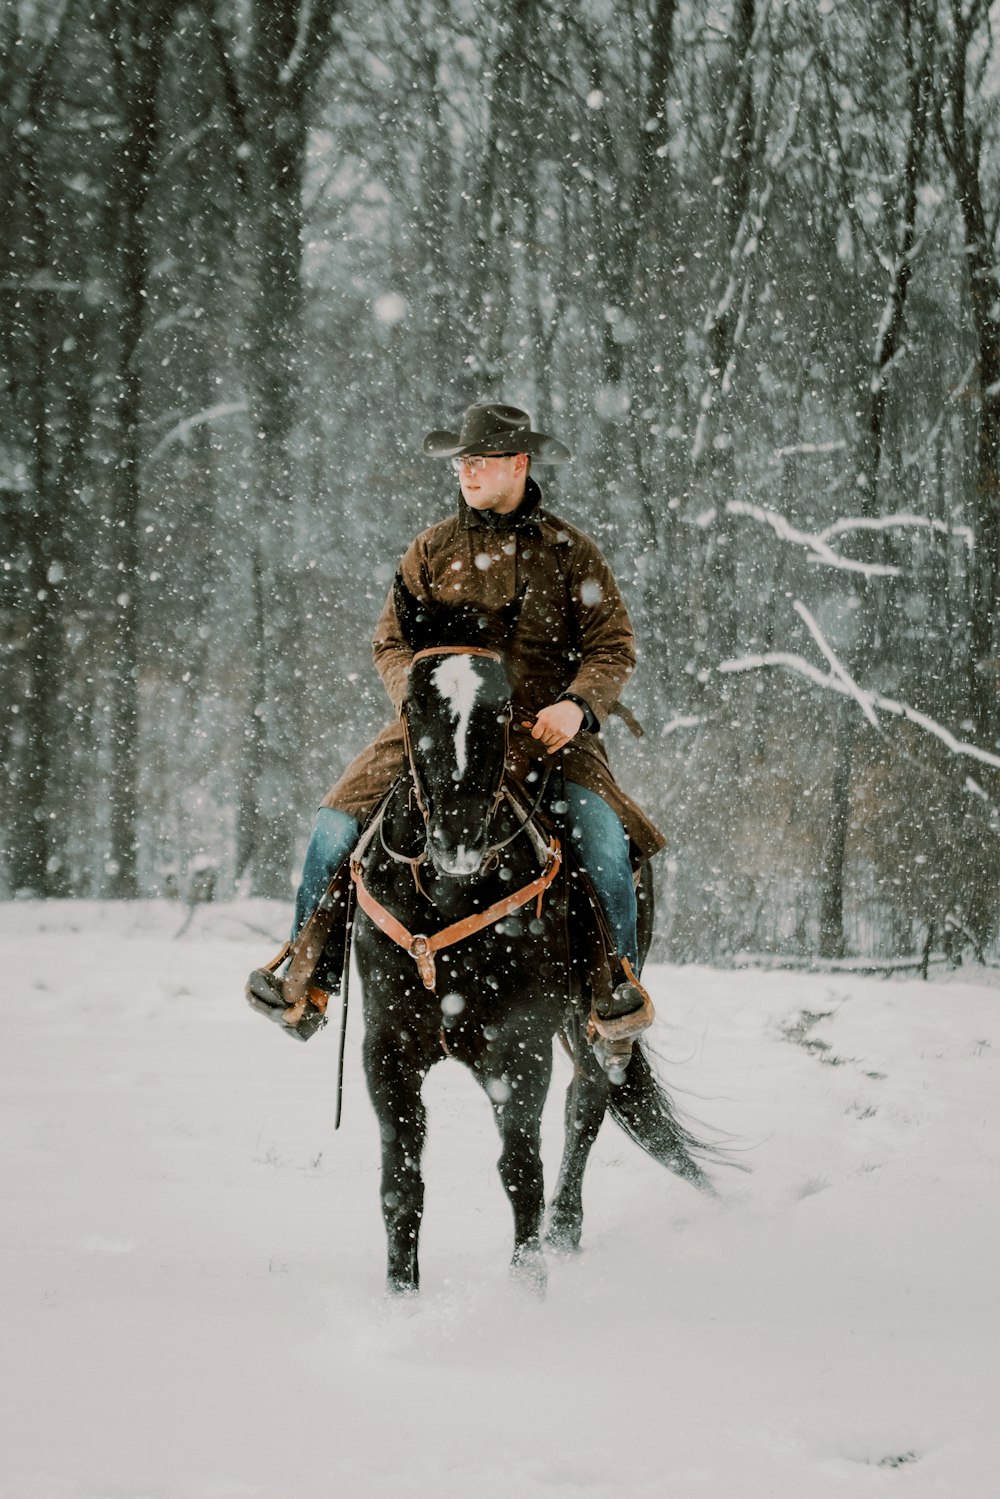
top-left (250, 402), bottom-right (665, 1069)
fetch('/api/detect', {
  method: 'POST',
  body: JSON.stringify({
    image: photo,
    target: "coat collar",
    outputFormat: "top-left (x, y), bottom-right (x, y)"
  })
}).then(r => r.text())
top-left (457, 476), bottom-right (543, 534)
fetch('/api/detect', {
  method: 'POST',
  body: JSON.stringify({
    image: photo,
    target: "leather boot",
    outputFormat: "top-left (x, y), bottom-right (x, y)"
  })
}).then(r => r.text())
top-left (245, 947), bottom-right (330, 1042)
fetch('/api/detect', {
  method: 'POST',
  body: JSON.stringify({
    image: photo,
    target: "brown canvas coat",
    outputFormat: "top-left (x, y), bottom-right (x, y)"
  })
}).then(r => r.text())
top-left (323, 481), bottom-right (666, 862)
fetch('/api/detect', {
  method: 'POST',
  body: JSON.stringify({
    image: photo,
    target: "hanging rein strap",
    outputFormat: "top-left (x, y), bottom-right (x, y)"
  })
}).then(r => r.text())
top-left (350, 837), bottom-right (562, 993)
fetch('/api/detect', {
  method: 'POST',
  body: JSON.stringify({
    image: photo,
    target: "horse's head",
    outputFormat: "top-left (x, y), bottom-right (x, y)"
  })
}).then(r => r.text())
top-left (395, 577), bottom-right (520, 878)
top-left (405, 648), bottom-right (511, 876)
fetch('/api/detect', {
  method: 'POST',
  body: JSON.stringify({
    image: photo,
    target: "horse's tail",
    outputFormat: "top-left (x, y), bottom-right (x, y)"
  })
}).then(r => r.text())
top-left (606, 1043), bottom-right (733, 1196)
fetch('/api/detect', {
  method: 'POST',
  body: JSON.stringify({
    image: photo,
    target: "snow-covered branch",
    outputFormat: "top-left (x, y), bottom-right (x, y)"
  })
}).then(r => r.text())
top-left (719, 646), bottom-right (1000, 772)
top-left (792, 602), bottom-right (880, 729)
top-left (817, 512), bottom-right (974, 550)
top-left (280, 0), bottom-right (340, 92)
top-left (726, 500), bottom-right (901, 577)
top-left (719, 648), bottom-right (833, 693)
top-left (660, 715), bottom-right (706, 738)
top-left (148, 402), bottom-right (248, 462)
top-left (772, 439), bottom-right (847, 461)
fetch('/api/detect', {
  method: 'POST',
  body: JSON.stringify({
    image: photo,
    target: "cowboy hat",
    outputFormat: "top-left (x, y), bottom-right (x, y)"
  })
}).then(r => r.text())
top-left (422, 403), bottom-right (571, 463)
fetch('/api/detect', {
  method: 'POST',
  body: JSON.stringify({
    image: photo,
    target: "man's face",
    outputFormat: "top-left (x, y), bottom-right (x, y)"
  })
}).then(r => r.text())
top-left (454, 452), bottom-right (529, 514)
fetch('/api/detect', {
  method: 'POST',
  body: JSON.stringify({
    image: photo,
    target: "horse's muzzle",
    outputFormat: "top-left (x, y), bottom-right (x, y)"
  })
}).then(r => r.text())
top-left (429, 838), bottom-right (488, 878)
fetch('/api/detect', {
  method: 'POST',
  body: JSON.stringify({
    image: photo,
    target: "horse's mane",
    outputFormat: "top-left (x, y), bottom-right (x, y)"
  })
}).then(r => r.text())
top-left (394, 574), bottom-right (522, 657)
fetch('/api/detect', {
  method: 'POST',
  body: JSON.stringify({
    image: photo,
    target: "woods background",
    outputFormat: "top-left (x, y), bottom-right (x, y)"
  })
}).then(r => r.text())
top-left (4, 0), bottom-right (1000, 964)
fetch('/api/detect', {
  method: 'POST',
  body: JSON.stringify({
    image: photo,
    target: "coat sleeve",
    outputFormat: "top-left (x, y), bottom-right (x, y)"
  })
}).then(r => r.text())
top-left (564, 535), bottom-right (636, 725)
top-left (371, 537), bottom-right (426, 715)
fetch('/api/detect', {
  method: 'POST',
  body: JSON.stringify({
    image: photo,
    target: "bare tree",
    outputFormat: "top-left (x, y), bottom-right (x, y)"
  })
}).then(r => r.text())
top-left (809, 0), bottom-right (933, 954)
top-left (935, 0), bottom-right (1000, 744)
top-left (689, 0), bottom-right (801, 668)
top-left (1, 1), bottom-right (79, 895)
top-left (207, 0), bottom-right (340, 895)
top-left (91, 0), bottom-right (181, 897)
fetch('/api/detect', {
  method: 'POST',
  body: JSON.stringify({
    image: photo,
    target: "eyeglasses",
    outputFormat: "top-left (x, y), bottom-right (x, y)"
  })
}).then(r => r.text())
top-left (450, 453), bottom-right (515, 473)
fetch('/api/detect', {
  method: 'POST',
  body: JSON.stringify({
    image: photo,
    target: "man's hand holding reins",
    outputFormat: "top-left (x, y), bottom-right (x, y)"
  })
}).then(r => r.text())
top-left (531, 700), bottom-right (584, 754)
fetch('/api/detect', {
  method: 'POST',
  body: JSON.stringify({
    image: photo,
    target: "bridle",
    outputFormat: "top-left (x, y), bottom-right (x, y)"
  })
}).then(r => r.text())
top-left (350, 644), bottom-right (563, 992)
top-left (402, 645), bottom-right (509, 842)
top-left (385, 644), bottom-right (554, 870)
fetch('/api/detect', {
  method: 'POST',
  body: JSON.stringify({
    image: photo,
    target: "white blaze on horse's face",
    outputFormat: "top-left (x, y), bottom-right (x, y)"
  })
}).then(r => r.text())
top-left (431, 654), bottom-right (483, 783)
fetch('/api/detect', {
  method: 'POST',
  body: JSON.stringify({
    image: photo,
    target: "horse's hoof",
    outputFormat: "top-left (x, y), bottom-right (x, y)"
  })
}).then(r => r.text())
top-left (386, 1277), bottom-right (419, 1299)
top-left (510, 1245), bottom-right (547, 1298)
top-left (543, 1204), bottom-right (582, 1254)
top-left (543, 1223), bottom-right (581, 1256)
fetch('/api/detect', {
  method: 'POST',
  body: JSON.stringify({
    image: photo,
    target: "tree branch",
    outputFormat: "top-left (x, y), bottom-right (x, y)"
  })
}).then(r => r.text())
top-left (281, 0), bottom-right (340, 95)
top-left (792, 601), bottom-right (881, 729)
top-left (719, 644), bottom-right (1000, 771)
top-left (818, 513), bottom-right (974, 550)
top-left (726, 499), bottom-right (901, 576)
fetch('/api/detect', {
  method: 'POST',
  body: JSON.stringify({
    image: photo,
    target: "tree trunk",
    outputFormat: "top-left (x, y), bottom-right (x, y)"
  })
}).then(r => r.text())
top-left (691, 0), bottom-right (760, 667)
top-left (812, 0), bottom-right (928, 950)
top-left (4, 12), bottom-right (75, 895)
top-left (208, 0), bottom-right (340, 895)
top-left (239, 110), bottom-right (310, 894)
top-left (939, 0), bottom-right (1000, 745)
top-left (817, 703), bottom-right (854, 959)
top-left (12, 118), bottom-right (63, 893)
top-left (101, 1), bottom-right (177, 896)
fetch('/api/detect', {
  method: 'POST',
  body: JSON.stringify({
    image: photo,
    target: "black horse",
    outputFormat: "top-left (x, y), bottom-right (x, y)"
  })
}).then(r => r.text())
top-left (352, 587), bottom-right (718, 1295)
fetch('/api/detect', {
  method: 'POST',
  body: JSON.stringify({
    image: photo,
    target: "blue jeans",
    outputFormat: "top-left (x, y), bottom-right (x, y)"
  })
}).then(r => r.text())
top-left (293, 807), bottom-right (360, 938)
top-left (555, 782), bottom-right (638, 967)
top-left (293, 782), bottom-right (637, 967)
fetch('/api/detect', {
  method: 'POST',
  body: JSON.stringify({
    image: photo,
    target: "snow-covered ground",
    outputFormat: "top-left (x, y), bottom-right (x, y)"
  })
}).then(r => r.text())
top-left (2, 899), bottom-right (997, 1499)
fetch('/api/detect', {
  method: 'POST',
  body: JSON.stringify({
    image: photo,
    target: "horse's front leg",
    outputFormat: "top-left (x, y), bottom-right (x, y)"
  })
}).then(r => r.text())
top-left (546, 1036), bottom-right (610, 1253)
top-left (363, 1029), bottom-right (429, 1295)
top-left (474, 1010), bottom-right (553, 1291)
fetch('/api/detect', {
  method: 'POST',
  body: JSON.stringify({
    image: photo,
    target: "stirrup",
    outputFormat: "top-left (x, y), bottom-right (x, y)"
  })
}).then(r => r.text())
top-left (245, 950), bottom-right (288, 1012)
top-left (587, 958), bottom-right (655, 1044)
